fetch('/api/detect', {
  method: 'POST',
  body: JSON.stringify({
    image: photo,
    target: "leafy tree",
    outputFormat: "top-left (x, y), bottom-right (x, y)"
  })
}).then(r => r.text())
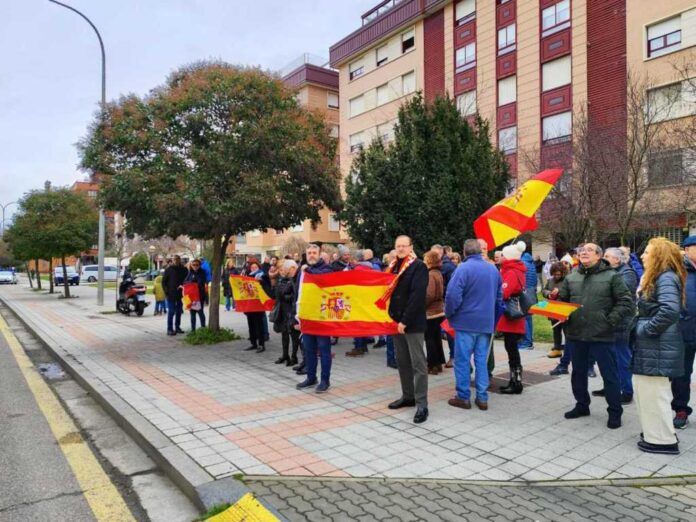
top-left (129, 252), bottom-right (150, 271)
top-left (79, 62), bottom-right (341, 330)
top-left (340, 94), bottom-right (509, 255)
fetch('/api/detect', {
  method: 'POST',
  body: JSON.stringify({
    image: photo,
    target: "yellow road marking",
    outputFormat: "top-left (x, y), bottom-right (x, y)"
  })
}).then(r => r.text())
top-left (207, 492), bottom-right (279, 521)
top-left (0, 313), bottom-right (136, 522)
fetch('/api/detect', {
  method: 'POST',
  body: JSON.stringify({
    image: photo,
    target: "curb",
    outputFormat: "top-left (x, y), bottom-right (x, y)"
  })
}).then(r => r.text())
top-left (0, 293), bottom-right (285, 520)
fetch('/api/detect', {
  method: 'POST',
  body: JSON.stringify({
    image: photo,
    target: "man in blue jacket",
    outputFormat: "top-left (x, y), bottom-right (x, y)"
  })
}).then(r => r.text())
top-left (445, 239), bottom-right (503, 410)
top-left (672, 235), bottom-right (696, 429)
top-left (519, 250), bottom-right (538, 349)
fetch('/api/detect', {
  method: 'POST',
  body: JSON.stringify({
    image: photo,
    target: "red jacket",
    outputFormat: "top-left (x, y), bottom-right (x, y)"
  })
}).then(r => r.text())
top-left (496, 259), bottom-right (527, 334)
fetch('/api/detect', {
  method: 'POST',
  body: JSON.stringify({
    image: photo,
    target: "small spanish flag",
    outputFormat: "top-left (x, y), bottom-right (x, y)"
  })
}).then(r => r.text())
top-left (230, 275), bottom-right (275, 313)
top-left (529, 300), bottom-right (581, 321)
top-left (298, 271), bottom-right (398, 337)
top-left (182, 282), bottom-right (200, 310)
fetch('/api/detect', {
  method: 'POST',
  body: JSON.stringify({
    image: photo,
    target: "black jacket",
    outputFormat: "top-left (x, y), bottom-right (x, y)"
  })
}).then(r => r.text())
top-left (162, 264), bottom-right (188, 301)
top-left (272, 276), bottom-right (297, 332)
top-left (388, 257), bottom-right (428, 334)
top-left (222, 267), bottom-right (239, 298)
top-left (681, 257), bottom-right (696, 343)
top-left (632, 270), bottom-right (684, 378)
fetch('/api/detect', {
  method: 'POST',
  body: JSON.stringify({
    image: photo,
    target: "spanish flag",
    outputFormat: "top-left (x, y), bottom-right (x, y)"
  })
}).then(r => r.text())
top-left (298, 271), bottom-right (399, 337)
top-left (529, 300), bottom-right (581, 321)
top-left (182, 282), bottom-right (200, 310)
top-left (230, 275), bottom-right (275, 312)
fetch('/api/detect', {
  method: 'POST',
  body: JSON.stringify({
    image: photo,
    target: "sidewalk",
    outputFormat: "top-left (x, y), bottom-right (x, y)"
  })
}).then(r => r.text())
top-left (1, 281), bottom-right (695, 500)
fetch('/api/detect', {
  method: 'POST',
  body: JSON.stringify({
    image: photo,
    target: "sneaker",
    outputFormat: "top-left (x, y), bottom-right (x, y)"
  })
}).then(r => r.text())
top-left (637, 439), bottom-right (679, 455)
top-left (519, 344), bottom-right (534, 351)
top-left (588, 367), bottom-right (597, 378)
top-left (374, 340), bottom-right (386, 348)
top-left (607, 417), bottom-right (622, 429)
top-left (549, 365), bottom-right (569, 376)
top-left (674, 411), bottom-right (689, 430)
top-left (315, 382), bottom-right (330, 394)
top-left (547, 349), bottom-right (562, 358)
top-left (387, 361), bottom-right (398, 369)
top-left (296, 378), bottom-right (317, 390)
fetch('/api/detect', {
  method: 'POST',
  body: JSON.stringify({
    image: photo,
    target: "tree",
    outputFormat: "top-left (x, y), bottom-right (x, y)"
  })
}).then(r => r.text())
top-left (129, 252), bottom-right (149, 271)
top-left (79, 62), bottom-right (341, 330)
top-left (340, 94), bottom-right (509, 255)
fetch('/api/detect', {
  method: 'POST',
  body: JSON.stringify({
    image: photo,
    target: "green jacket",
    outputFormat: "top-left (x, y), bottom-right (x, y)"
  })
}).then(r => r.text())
top-left (558, 259), bottom-right (635, 343)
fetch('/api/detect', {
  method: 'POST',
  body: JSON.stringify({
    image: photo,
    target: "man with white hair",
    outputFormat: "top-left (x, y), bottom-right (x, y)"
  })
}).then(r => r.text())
top-left (331, 245), bottom-right (352, 271)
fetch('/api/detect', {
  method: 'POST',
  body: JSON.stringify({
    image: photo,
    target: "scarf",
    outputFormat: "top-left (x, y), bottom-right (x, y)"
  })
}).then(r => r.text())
top-left (375, 252), bottom-right (417, 310)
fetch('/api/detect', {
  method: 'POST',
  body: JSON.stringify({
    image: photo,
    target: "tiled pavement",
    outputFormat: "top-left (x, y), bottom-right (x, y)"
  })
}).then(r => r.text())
top-left (2, 281), bottom-right (696, 487)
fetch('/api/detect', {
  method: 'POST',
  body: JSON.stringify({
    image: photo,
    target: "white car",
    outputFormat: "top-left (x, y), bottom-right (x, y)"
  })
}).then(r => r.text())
top-left (0, 270), bottom-right (18, 284)
top-left (80, 265), bottom-right (119, 283)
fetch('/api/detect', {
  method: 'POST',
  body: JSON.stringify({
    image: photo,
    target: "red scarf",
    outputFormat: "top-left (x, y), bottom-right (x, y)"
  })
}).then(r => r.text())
top-left (375, 253), bottom-right (416, 310)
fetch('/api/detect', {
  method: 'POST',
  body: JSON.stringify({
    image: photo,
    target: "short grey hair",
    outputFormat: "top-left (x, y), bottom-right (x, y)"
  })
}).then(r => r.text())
top-left (353, 250), bottom-right (365, 262)
top-left (281, 259), bottom-right (298, 270)
top-left (463, 239), bottom-right (482, 256)
top-left (306, 243), bottom-right (320, 252)
top-left (431, 244), bottom-right (443, 251)
top-left (605, 247), bottom-right (625, 263)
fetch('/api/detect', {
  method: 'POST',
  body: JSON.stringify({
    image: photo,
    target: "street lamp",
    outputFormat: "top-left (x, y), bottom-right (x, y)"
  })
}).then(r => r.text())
top-left (49, 0), bottom-right (107, 306)
top-left (148, 245), bottom-right (156, 273)
top-left (0, 201), bottom-right (17, 237)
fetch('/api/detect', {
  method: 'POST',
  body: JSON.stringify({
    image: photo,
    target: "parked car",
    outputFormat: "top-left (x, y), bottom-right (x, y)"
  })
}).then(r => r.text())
top-left (0, 270), bottom-right (18, 284)
top-left (80, 265), bottom-right (119, 283)
top-left (54, 266), bottom-right (80, 286)
top-left (133, 269), bottom-right (161, 281)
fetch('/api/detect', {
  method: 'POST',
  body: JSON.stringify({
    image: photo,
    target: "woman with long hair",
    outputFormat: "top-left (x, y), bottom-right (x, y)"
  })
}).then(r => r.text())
top-left (633, 237), bottom-right (687, 455)
top-left (424, 250), bottom-right (446, 374)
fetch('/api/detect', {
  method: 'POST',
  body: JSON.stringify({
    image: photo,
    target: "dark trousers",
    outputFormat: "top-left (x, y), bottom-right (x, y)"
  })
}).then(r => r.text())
top-left (281, 329), bottom-right (301, 359)
top-left (166, 298), bottom-right (183, 332)
top-left (425, 318), bottom-right (446, 367)
top-left (246, 312), bottom-right (265, 346)
top-left (304, 334), bottom-right (332, 384)
top-left (551, 319), bottom-right (565, 349)
top-left (504, 333), bottom-right (522, 367)
top-left (190, 309), bottom-right (205, 331)
top-left (672, 341), bottom-right (696, 415)
top-left (386, 335), bottom-right (396, 366)
top-left (568, 340), bottom-right (622, 418)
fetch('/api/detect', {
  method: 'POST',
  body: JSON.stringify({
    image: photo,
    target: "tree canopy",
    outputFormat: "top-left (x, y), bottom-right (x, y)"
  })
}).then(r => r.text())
top-left (340, 94), bottom-right (509, 255)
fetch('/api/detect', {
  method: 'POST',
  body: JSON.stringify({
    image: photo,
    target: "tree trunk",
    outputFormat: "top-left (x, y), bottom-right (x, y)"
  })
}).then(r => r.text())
top-left (207, 235), bottom-right (224, 331)
top-left (48, 259), bottom-right (54, 294)
top-left (61, 256), bottom-right (70, 298)
top-left (35, 259), bottom-right (42, 290)
top-left (26, 262), bottom-right (33, 289)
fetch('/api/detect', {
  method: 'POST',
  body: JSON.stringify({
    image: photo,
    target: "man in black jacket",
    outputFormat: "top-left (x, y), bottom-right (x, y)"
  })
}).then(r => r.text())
top-left (387, 235), bottom-right (430, 424)
top-left (162, 255), bottom-right (189, 336)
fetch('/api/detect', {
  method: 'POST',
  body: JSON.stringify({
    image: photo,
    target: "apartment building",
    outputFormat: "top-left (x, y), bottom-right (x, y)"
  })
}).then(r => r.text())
top-left (236, 56), bottom-right (345, 260)
top-left (330, 0), bottom-right (696, 250)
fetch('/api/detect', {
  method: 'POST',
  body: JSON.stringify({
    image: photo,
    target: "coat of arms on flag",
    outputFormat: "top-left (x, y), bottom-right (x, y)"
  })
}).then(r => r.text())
top-left (229, 275), bottom-right (275, 312)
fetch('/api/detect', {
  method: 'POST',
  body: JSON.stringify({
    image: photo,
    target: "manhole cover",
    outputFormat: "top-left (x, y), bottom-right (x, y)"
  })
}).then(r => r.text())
top-left (38, 363), bottom-right (65, 380)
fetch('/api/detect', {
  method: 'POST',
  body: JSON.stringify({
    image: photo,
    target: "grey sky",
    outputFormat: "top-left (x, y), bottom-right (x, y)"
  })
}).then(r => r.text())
top-left (0, 0), bottom-right (374, 223)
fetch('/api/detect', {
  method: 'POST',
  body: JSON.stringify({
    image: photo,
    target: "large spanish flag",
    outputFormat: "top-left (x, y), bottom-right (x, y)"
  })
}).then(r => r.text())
top-left (230, 275), bottom-right (275, 312)
top-left (529, 300), bottom-right (581, 321)
top-left (182, 282), bottom-right (200, 310)
top-left (474, 168), bottom-right (563, 250)
top-left (298, 271), bottom-right (399, 337)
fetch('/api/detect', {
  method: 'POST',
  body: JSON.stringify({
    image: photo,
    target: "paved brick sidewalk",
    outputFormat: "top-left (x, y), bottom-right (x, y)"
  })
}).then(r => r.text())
top-left (1, 281), bottom-right (695, 486)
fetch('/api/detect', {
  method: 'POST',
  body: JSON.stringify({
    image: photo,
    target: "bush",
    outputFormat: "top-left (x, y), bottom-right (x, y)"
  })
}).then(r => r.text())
top-left (184, 327), bottom-right (241, 345)
top-left (129, 252), bottom-right (150, 271)
top-left (194, 503), bottom-right (231, 521)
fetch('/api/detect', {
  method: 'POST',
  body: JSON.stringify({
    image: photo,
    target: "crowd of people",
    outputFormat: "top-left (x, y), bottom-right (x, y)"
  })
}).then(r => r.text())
top-left (155, 233), bottom-right (696, 456)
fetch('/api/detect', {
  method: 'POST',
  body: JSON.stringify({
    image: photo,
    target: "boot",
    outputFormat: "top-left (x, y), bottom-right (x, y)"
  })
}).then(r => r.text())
top-left (499, 365), bottom-right (515, 393)
top-left (501, 366), bottom-right (523, 395)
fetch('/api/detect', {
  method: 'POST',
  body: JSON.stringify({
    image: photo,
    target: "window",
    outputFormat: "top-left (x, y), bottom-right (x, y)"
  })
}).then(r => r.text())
top-left (329, 124), bottom-right (339, 138)
top-left (498, 24), bottom-right (516, 54)
top-left (377, 83), bottom-right (390, 106)
top-left (647, 81), bottom-right (696, 122)
top-left (87, 190), bottom-right (98, 198)
top-left (376, 44), bottom-right (389, 66)
top-left (327, 92), bottom-right (339, 109)
top-left (647, 149), bottom-right (694, 187)
top-left (542, 0), bottom-right (570, 37)
top-left (542, 111), bottom-right (572, 143)
top-left (455, 43), bottom-right (476, 72)
top-left (455, 0), bottom-right (475, 25)
top-left (542, 55), bottom-right (572, 92)
top-left (349, 60), bottom-right (364, 80)
top-left (457, 90), bottom-right (477, 116)
top-left (647, 16), bottom-right (681, 58)
top-left (378, 122), bottom-right (394, 143)
top-left (497, 76), bottom-right (516, 106)
top-left (498, 126), bottom-right (517, 154)
top-left (349, 95), bottom-right (364, 117)
top-left (328, 213), bottom-right (340, 232)
top-left (350, 132), bottom-right (364, 153)
top-left (402, 29), bottom-right (415, 53)
top-left (402, 71), bottom-right (416, 94)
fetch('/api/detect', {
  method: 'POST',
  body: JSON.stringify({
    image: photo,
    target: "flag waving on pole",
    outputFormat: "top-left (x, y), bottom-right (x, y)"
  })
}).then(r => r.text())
top-left (528, 300), bottom-right (581, 321)
top-left (298, 271), bottom-right (399, 337)
top-left (474, 168), bottom-right (563, 250)
top-left (229, 275), bottom-right (275, 312)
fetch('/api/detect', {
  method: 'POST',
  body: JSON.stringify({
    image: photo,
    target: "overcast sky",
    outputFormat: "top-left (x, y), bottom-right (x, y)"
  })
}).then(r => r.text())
top-left (0, 0), bottom-right (374, 223)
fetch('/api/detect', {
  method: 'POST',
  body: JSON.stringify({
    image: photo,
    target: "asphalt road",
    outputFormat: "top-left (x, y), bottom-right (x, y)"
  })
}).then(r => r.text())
top-left (0, 332), bottom-right (96, 522)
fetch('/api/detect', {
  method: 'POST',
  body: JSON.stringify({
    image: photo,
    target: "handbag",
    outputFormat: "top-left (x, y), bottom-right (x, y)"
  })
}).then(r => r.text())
top-left (503, 272), bottom-right (535, 320)
top-left (268, 300), bottom-right (280, 323)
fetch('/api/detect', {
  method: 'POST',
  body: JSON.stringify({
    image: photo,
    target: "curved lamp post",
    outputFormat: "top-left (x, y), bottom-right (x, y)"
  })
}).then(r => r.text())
top-left (0, 201), bottom-right (18, 236)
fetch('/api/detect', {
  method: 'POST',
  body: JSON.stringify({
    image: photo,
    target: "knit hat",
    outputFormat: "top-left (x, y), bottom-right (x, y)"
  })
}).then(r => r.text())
top-left (502, 241), bottom-right (526, 261)
top-left (683, 235), bottom-right (696, 248)
top-left (337, 245), bottom-right (350, 256)
top-left (560, 254), bottom-right (574, 265)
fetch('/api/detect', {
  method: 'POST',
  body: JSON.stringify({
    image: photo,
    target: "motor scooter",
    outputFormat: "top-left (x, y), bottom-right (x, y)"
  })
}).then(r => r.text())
top-left (117, 273), bottom-right (148, 316)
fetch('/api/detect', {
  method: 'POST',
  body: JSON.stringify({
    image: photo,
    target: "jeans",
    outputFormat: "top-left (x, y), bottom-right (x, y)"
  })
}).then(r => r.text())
top-left (386, 336), bottom-right (396, 366)
top-left (568, 340), bottom-right (622, 418)
top-left (393, 333), bottom-right (428, 407)
top-left (190, 309), bottom-right (206, 331)
top-left (354, 337), bottom-right (369, 350)
top-left (446, 332), bottom-right (455, 360)
top-left (615, 334), bottom-right (633, 396)
top-left (166, 298), bottom-right (183, 332)
top-left (155, 300), bottom-right (167, 314)
top-left (520, 315), bottom-right (534, 347)
top-left (304, 334), bottom-right (332, 384)
top-left (671, 341), bottom-right (696, 415)
top-left (454, 331), bottom-right (491, 402)
top-left (225, 296), bottom-right (232, 311)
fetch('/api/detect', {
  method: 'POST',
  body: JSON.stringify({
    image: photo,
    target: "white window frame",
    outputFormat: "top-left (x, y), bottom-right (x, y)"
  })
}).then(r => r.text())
top-left (329, 124), bottom-right (339, 138)
top-left (455, 43), bottom-right (476, 73)
top-left (647, 16), bottom-right (682, 58)
top-left (401, 28), bottom-right (415, 53)
top-left (376, 83), bottom-right (390, 106)
top-left (541, 0), bottom-right (570, 38)
top-left (497, 76), bottom-right (517, 106)
top-left (349, 60), bottom-right (365, 81)
top-left (376, 44), bottom-right (389, 66)
top-left (455, 0), bottom-right (476, 25)
top-left (457, 90), bottom-right (477, 117)
top-left (402, 71), bottom-right (416, 95)
top-left (349, 132), bottom-right (364, 154)
top-left (542, 111), bottom-right (572, 144)
top-left (349, 95), bottom-right (364, 118)
top-left (542, 55), bottom-right (572, 92)
top-left (497, 24), bottom-right (516, 55)
top-left (328, 213), bottom-right (341, 232)
top-left (327, 92), bottom-right (339, 109)
top-left (498, 126), bottom-right (517, 154)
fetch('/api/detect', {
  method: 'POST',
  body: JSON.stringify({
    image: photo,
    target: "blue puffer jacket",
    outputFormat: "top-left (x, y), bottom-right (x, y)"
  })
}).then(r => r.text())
top-left (521, 253), bottom-right (537, 290)
top-left (681, 257), bottom-right (696, 343)
top-left (441, 255), bottom-right (456, 288)
top-left (632, 270), bottom-right (684, 378)
top-left (615, 262), bottom-right (638, 339)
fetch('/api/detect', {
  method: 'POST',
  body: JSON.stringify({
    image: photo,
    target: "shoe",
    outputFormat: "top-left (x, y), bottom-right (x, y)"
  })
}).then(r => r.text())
top-left (167, 330), bottom-right (176, 336)
top-left (345, 349), bottom-right (364, 357)
top-left (296, 368), bottom-right (307, 376)
top-left (448, 397), bottom-right (471, 409)
top-left (550, 365), bottom-right (569, 376)
top-left (387, 362), bottom-right (398, 369)
top-left (176, 328), bottom-right (185, 334)
top-left (366, 337), bottom-right (375, 344)
top-left (374, 340), bottom-right (386, 348)
top-left (475, 399), bottom-right (488, 411)
top-left (607, 417), bottom-right (622, 429)
top-left (388, 398), bottom-right (416, 410)
top-left (292, 362), bottom-right (304, 371)
top-left (445, 359), bottom-right (454, 369)
top-left (621, 393), bottom-right (633, 405)
top-left (592, 389), bottom-right (606, 397)
top-left (413, 407), bottom-right (429, 424)
top-left (519, 344), bottom-right (534, 350)
top-left (588, 368), bottom-right (597, 378)
top-left (315, 382), bottom-right (330, 394)
top-left (330, 337), bottom-right (338, 345)
top-left (564, 407), bottom-right (590, 419)
top-left (286, 359), bottom-right (295, 367)
top-left (428, 367), bottom-right (439, 375)
top-left (289, 356), bottom-right (298, 366)
top-left (256, 346), bottom-right (265, 353)
top-left (296, 378), bottom-right (317, 390)
top-left (500, 366), bottom-right (523, 395)
top-left (547, 349), bottom-right (562, 358)
top-left (244, 345), bottom-right (258, 351)
top-left (674, 411), bottom-right (689, 430)
top-left (637, 440), bottom-right (679, 455)
top-left (264, 335), bottom-right (270, 342)
top-left (275, 357), bottom-right (289, 364)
